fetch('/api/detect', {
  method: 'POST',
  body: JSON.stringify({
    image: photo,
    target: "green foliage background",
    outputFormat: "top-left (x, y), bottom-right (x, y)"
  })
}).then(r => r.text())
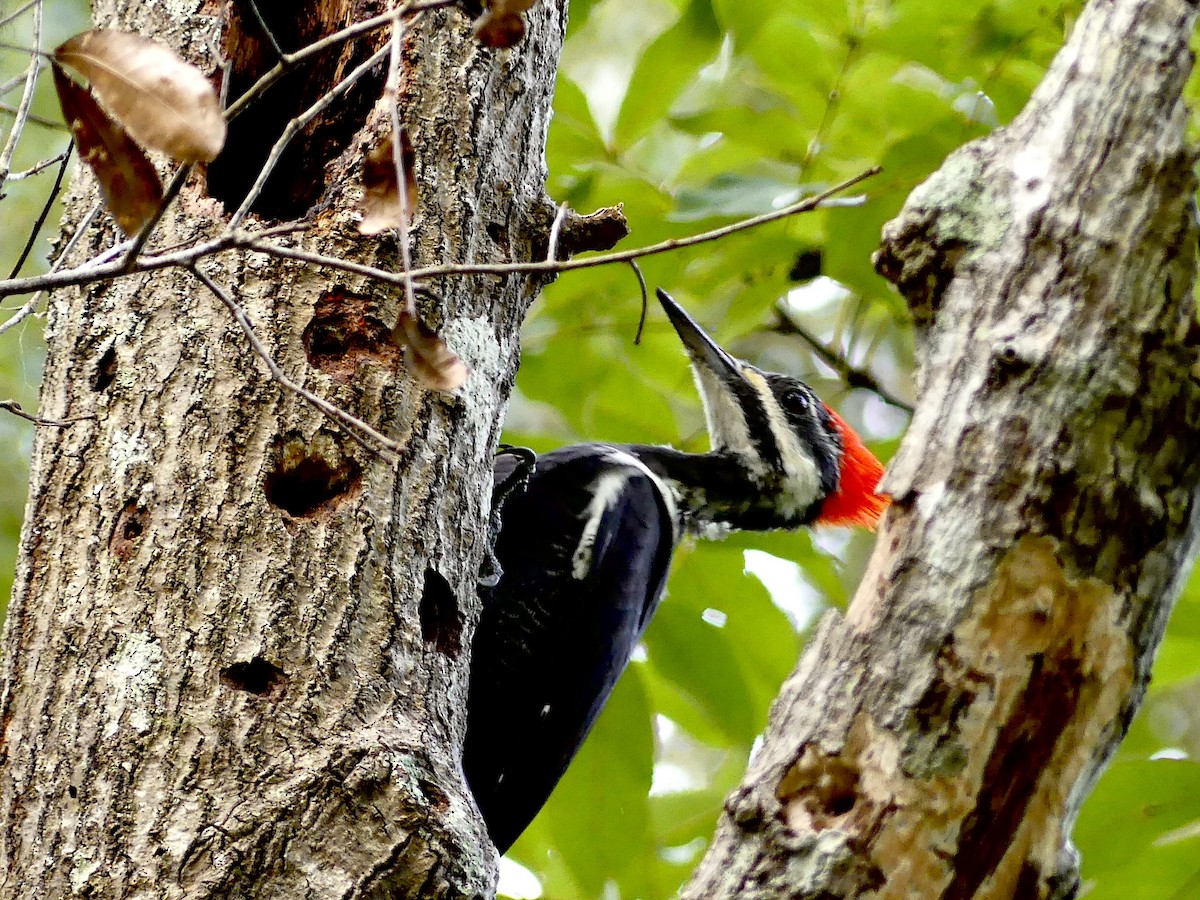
top-left (4, 1), bottom-right (1200, 898)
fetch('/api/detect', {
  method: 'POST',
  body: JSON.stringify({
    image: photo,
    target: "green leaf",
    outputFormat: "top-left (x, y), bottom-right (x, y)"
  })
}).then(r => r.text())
top-left (1077, 760), bottom-right (1200, 898)
top-left (615, 0), bottom-right (722, 147)
top-left (514, 668), bottom-right (656, 896)
top-left (671, 173), bottom-right (813, 222)
top-left (1150, 585), bottom-right (1200, 692)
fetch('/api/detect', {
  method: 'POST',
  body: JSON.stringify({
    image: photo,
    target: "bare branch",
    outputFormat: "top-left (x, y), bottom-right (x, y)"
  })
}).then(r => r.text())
top-left (0, 0), bottom-right (40, 31)
top-left (227, 43), bottom-right (392, 229)
top-left (0, 104), bottom-right (67, 130)
top-left (0, 203), bottom-right (99, 338)
top-left (386, 8), bottom-right (419, 323)
top-left (222, 0), bottom-right (459, 122)
top-left (0, 399), bottom-right (93, 427)
top-left (5, 150), bottom-right (68, 181)
top-left (0, 168), bottom-right (880, 303)
top-left (0, 0), bottom-right (42, 195)
top-left (246, 167), bottom-right (880, 283)
top-left (629, 260), bottom-right (648, 344)
top-left (120, 163), bottom-right (193, 269)
top-left (772, 306), bottom-right (914, 413)
top-left (7, 140), bottom-right (71, 279)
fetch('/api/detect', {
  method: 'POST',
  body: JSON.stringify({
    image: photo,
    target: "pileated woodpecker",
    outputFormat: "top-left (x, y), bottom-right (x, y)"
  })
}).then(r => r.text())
top-left (464, 289), bottom-right (888, 853)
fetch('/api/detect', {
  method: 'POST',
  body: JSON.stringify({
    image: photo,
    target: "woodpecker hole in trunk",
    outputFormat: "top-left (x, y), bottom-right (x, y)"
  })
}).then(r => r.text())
top-left (93, 345), bottom-right (117, 392)
top-left (109, 501), bottom-right (148, 560)
top-left (419, 778), bottom-right (451, 813)
top-left (265, 433), bottom-right (362, 518)
top-left (777, 747), bottom-right (862, 829)
top-left (420, 567), bottom-right (463, 657)
top-left (302, 287), bottom-right (399, 380)
top-left (208, 0), bottom-right (388, 220)
top-left (220, 656), bottom-right (288, 699)
top-left (486, 221), bottom-right (508, 247)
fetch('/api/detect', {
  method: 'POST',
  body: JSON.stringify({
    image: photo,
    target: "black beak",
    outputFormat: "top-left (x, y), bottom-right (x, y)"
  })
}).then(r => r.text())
top-left (656, 289), bottom-right (748, 389)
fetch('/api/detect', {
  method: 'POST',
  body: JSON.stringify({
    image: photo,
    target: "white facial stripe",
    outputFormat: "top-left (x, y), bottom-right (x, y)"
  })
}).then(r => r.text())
top-left (742, 369), bottom-right (822, 517)
top-left (692, 365), bottom-right (755, 457)
top-left (571, 450), bottom-right (680, 579)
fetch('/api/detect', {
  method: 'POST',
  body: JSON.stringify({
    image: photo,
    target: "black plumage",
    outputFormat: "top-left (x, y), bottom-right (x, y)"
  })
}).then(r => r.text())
top-left (463, 290), bottom-right (886, 853)
top-left (465, 446), bottom-right (673, 853)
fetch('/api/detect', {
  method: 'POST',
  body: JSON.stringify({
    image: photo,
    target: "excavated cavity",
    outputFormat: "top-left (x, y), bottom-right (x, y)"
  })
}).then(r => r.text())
top-left (208, 0), bottom-right (388, 220)
top-left (109, 501), bottom-right (148, 560)
top-left (93, 345), bottom-right (117, 392)
top-left (778, 749), bottom-right (863, 828)
top-left (420, 567), bottom-right (463, 657)
top-left (264, 433), bottom-right (362, 518)
top-left (302, 287), bottom-right (399, 380)
top-left (220, 656), bottom-right (288, 698)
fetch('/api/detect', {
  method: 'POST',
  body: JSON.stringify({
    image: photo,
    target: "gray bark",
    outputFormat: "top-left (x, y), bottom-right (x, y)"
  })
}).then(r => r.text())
top-left (0, 1), bottom-right (566, 897)
top-left (685, 0), bottom-right (1200, 897)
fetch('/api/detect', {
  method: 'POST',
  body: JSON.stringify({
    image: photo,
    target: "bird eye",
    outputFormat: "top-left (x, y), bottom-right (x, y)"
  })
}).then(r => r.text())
top-left (782, 389), bottom-right (809, 413)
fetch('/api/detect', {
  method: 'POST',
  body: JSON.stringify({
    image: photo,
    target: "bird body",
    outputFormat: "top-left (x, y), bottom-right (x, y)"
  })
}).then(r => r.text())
top-left (464, 290), bottom-right (888, 853)
top-left (465, 445), bottom-right (674, 852)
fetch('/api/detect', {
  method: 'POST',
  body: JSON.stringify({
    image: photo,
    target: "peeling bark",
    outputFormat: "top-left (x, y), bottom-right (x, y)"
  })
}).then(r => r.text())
top-left (685, 0), bottom-right (1200, 897)
top-left (0, 1), bottom-right (566, 897)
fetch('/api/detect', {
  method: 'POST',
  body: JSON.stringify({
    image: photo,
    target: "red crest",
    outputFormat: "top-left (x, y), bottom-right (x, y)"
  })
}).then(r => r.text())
top-left (815, 406), bottom-right (889, 529)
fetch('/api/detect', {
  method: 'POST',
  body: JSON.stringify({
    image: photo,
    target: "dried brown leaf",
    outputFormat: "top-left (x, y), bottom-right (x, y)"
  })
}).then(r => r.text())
top-left (473, 0), bottom-right (538, 47)
top-left (474, 12), bottom-right (525, 48)
top-left (359, 131), bottom-right (418, 235)
top-left (55, 29), bottom-right (226, 163)
top-left (393, 311), bottom-right (468, 392)
top-left (53, 64), bottom-right (163, 236)
top-left (494, 0), bottom-right (538, 14)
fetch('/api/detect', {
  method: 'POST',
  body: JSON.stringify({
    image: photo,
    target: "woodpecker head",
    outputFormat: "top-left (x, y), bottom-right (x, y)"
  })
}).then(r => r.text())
top-left (657, 289), bottom-right (888, 530)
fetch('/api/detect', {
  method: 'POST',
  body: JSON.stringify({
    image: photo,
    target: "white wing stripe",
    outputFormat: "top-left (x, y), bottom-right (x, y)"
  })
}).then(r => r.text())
top-left (569, 450), bottom-right (679, 580)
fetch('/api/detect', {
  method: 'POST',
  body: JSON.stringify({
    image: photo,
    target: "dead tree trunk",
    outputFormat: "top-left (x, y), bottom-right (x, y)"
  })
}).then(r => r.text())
top-left (685, 0), bottom-right (1200, 897)
top-left (0, 2), bottom-right (566, 897)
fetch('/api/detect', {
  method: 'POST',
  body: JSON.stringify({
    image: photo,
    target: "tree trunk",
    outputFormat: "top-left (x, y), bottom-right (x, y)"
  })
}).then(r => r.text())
top-left (0, 1), bottom-right (566, 897)
top-left (685, 0), bottom-right (1200, 897)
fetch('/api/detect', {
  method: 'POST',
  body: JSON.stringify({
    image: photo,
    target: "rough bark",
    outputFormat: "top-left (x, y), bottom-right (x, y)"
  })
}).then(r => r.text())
top-left (0, 1), bottom-right (566, 898)
top-left (685, 0), bottom-right (1200, 898)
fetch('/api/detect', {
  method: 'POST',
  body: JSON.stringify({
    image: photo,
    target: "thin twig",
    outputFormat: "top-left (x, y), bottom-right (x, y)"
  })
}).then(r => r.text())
top-left (798, 34), bottom-right (860, 177)
top-left (0, 103), bottom-right (65, 130)
top-left (0, 398), bottom-right (93, 427)
top-left (121, 164), bottom-right (193, 270)
top-left (386, 7), bottom-right (419, 328)
top-left (188, 265), bottom-right (402, 460)
top-left (0, 72), bottom-right (32, 97)
top-left (228, 43), bottom-right (393, 229)
top-left (246, 0), bottom-right (286, 61)
top-left (0, 202), bottom-right (98, 334)
top-left (0, 168), bottom-right (881, 300)
top-left (222, 0), bottom-right (457, 122)
top-left (628, 259), bottom-right (648, 344)
top-left (8, 139), bottom-right (71, 279)
top-left (6, 149), bottom-right (67, 180)
top-left (0, 0), bottom-right (40, 31)
top-left (246, 167), bottom-right (881, 285)
top-left (546, 201), bottom-right (568, 262)
top-left (0, 0), bottom-right (41, 194)
top-left (774, 308), bottom-right (913, 413)
top-left (0, 230), bottom-right (264, 298)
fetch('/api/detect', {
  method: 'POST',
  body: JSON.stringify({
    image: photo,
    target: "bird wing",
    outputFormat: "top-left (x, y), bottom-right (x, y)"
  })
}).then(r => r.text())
top-left (465, 445), bottom-right (675, 853)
